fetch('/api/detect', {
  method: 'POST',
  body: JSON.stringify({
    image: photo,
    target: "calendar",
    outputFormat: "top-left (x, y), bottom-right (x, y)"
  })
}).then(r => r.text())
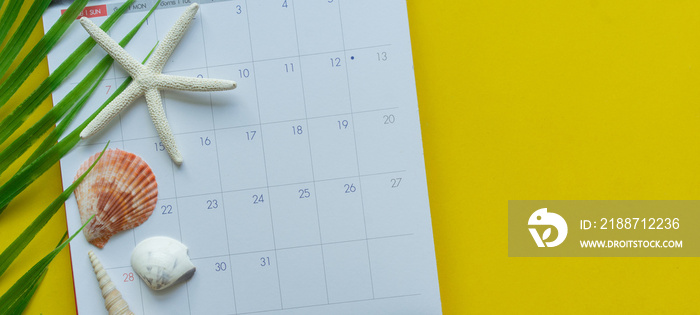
top-left (43, 1), bottom-right (441, 314)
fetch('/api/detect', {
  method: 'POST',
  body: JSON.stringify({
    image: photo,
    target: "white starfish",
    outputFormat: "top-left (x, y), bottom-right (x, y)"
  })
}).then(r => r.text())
top-left (79, 3), bottom-right (236, 165)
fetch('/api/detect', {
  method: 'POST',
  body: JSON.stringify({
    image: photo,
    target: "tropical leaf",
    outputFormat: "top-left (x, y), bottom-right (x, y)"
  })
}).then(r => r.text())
top-left (0, 143), bottom-right (108, 277)
top-left (0, 0), bottom-right (52, 81)
top-left (21, 72), bottom-right (101, 169)
top-left (25, 42), bottom-right (157, 168)
top-left (7, 267), bottom-right (47, 314)
top-left (0, 214), bottom-right (95, 314)
top-left (0, 0), bottom-right (80, 86)
top-left (0, 0), bottom-right (23, 46)
top-left (0, 59), bottom-right (109, 176)
top-left (0, 0), bottom-right (159, 175)
top-left (0, 44), bottom-right (156, 214)
top-left (0, 0), bottom-right (163, 312)
top-left (7, 233), bottom-right (68, 314)
top-left (22, 77), bottom-right (102, 169)
top-left (0, 133), bottom-right (80, 213)
top-left (0, 0), bottom-right (138, 145)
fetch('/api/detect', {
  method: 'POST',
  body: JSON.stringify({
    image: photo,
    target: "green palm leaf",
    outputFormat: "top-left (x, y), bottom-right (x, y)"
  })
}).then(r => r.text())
top-left (0, 214), bottom-right (95, 314)
top-left (7, 234), bottom-right (68, 313)
top-left (0, 0), bottom-right (158, 176)
top-left (0, 0), bottom-right (23, 46)
top-left (0, 0), bottom-right (52, 83)
top-left (0, 0), bottom-right (77, 86)
top-left (0, 143), bottom-right (108, 277)
top-left (6, 268), bottom-right (47, 314)
top-left (0, 43), bottom-right (155, 214)
top-left (23, 43), bottom-right (156, 169)
top-left (0, 0), bottom-right (136, 145)
top-left (0, 1), bottom-right (161, 311)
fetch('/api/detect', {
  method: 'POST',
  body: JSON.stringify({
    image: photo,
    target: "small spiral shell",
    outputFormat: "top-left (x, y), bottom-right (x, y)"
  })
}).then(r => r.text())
top-left (89, 251), bottom-right (134, 315)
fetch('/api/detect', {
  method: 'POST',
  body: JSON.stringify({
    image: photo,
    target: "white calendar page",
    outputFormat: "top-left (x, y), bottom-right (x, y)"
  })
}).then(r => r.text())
top-left (43, 1), bottom-right (441, 314)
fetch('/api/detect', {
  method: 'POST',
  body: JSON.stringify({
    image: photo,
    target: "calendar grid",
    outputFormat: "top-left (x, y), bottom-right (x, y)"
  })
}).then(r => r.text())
top-left (83, 43), bottom-right (393, 86)
top-left (115, 73), bottom-right (148, 315)
top-left (106, 168), bottom-right (406, 207)
top-left (154, 9), bottom-right (193, 315)
top-left (46, 0), bottom-right (441, 313)
top-left (74, 105), bottom-right (401, 148)
top-left (242, 0), bottom-right (285, 310)
top-left (102, 233), bottom-right (416, 270)
top-left (289, 0), bottom-right (331, 305)
top-left (63, 19), bottom-right (408, 312)
top-left (198, 9), bottom-right (240, 314)
top-left (237, 293), bottom-right (421, 315)
top-left (105, 19), bottom-right (149, 310)
top-left (336, 0), bottom-right (376, 299)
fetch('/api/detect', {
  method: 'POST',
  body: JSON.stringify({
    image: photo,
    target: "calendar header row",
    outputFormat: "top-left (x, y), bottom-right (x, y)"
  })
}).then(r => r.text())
top-left (53, 0), bottom-right (237, 15)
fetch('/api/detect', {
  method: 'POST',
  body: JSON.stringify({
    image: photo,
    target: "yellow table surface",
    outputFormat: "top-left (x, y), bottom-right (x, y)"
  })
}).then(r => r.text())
top-left (2, 1), bottom-right (699, 314)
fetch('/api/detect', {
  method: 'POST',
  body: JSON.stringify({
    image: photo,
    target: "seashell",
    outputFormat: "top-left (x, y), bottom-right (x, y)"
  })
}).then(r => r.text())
top-left (88, 250), bottom-right (134, 315)
top-left (131, 236), bottom-right (196, 291)
top-left (74, 148), bottom-right (158, 248)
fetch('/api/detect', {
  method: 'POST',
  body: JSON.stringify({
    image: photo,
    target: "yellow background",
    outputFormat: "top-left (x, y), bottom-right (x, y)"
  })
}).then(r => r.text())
top-left (2, 1), bottom-right (699, 314)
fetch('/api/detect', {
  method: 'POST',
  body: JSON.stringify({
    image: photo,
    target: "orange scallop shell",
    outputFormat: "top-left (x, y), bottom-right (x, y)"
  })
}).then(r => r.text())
top-left (74, 149), bottom-right (158, 248)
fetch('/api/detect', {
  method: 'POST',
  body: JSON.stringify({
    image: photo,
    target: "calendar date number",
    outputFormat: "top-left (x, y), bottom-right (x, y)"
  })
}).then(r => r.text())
top-left (246, 130), bottom-right (256, 140)
top-left (214, 262), bottom-right (227, 271)
top-left (161, 205), bottom-right (173, 215)
top-left (384, 114), bottom-right (396, 124)
top-left (330, 57), bottom-right (341, 67)
top-left (344, 183), bottom-right (356, 193)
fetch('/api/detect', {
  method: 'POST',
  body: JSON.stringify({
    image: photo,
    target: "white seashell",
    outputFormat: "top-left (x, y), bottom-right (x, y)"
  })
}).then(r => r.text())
top-left (130, 236), bottom-right (196, 290)
top-left (88, 251), bottom-right (134, 315)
